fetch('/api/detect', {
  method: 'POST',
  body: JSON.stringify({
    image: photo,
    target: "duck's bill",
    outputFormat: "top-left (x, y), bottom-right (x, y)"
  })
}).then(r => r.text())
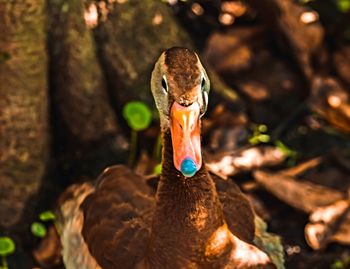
top-left (170, 101), bottom-right (202, 177)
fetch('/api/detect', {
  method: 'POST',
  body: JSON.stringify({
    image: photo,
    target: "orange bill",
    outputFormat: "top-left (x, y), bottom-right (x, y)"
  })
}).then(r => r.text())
top-left (170, 102), bottom-right (202, 177)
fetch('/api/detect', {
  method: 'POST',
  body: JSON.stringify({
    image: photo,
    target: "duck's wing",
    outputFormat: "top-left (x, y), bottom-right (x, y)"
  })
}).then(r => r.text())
top-left (212, 173), bottom-right (255, 243)
top-left (59, 165), bottom-right (154, 269)
top-left (212, 174), bottom-right (284, 269)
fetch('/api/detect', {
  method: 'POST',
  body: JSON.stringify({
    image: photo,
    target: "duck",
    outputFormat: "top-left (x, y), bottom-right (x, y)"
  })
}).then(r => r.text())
top-left (58, 47), bottom-right (283, 269)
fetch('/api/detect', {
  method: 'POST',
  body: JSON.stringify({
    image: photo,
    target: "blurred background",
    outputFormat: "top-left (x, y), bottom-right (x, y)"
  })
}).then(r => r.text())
top-left (0, 0), bottom-right (350, 268)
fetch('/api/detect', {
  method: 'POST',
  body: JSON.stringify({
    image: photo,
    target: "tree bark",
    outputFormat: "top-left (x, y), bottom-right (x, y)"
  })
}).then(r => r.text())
top-left (93, 0), bottom-right (193, 109)
top-left (48, 0), bottom-right (118, 144)
top-left (0, 0), bottom-right (49, 228)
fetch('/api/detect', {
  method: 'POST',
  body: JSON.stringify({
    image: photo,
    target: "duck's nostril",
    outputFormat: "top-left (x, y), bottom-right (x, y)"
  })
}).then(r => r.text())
top-left (180, 157), bottom-right (197, 177)
top-left (178, 99), bottom-right (194, 107)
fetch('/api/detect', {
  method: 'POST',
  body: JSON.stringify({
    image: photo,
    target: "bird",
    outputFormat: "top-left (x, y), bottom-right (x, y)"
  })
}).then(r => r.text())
top-left (58, 47), bottom-right (284, 269)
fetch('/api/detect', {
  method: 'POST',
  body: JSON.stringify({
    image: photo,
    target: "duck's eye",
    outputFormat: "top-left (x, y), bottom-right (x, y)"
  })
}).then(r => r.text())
top-left (201, 77), bottom-right (206, 90)
top-left (162, 76), bottom-right (168, 93)
top-left (201, 90), bottom-right (208, 117)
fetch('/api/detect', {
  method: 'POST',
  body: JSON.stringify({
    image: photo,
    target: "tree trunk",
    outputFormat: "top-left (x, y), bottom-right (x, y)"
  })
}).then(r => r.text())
top-left (0, 0), bottom-right (49, 228)
top-left (48, 0), bottom-right (118, 144)
top-left (93, 0), bottom-right (194, 108)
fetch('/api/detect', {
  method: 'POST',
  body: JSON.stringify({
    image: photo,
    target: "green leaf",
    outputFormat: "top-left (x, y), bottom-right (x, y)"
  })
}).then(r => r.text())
top-left (248, 136), bottom-right (260, 145)
top-left (0, 237), bottom-right (15, 256)
top-left (275, 140), bottom-right (297, 157)
top-left (275, 140), bottom-right (298, 167)
top-left (331, 260), bottom-right (344, 269)
top-left (337, 0), bottom-right (350, 12)
top-left (39, 210), bottom-right (56, 222)
top-left (153, 163), bottom-right (162, 175)
top-left (248, 123), bottom-right (270, 145)
top-left (123, 101), bottom-right (152, 131)
top-left (258, 134), bottom-right (270, 143)
top-left (257, 124), bottom-right (268, 133)
top-left (31, 222), bottom-right (47, 238)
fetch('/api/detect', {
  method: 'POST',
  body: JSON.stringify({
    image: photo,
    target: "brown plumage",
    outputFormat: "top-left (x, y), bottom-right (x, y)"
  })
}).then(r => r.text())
top-left (58, 47), bottom-right (282, 269)
top-left (165, 47), bottom-right (201, 93)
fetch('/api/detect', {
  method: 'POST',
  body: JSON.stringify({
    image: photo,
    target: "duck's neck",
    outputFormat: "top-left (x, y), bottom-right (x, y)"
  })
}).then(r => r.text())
top-left (147, 131), bottom-right (225, 267)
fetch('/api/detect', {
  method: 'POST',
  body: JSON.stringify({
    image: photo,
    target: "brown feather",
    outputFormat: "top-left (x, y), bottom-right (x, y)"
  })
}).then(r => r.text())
top-left (81, 166), bottom-right (154, 269)
top-left (165, 47), bottom-right (200, 93)
top-left (212, 173), bottom-right (255, 243)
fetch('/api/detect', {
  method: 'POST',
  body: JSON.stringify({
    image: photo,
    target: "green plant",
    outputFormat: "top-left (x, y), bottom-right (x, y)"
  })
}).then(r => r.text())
top-left (0, 237), bottom-right (15, 269)
top-left (249, 124), bottom-right (270, 145)
top-left (41, 210), bottom-right (60, 234)
top-left (31, 210), bottom-right (60, 238)
top-left (331, 255), bottom-right (350, 269)
top-left (31, 222), bottom-right (47, 238)
top-left (123, 101), bottom-right (152, 166)
top-left (153, 163), bottom-right (162, 175)
top-left (39, 210), bottom-right (56, 222)
top-left (336, 0), bottom-right (350, 12)
top-left (275, 140), bottom-right (298, 167)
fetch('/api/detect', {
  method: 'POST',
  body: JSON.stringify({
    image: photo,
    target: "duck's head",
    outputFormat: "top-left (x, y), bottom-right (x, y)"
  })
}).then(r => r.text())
top-left (151, 47), bottom-right (210, 178)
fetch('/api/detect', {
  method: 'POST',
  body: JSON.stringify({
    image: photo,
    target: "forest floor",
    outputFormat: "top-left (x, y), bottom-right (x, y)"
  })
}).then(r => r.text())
top-left (2, 1), bottom-right (350, 269)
